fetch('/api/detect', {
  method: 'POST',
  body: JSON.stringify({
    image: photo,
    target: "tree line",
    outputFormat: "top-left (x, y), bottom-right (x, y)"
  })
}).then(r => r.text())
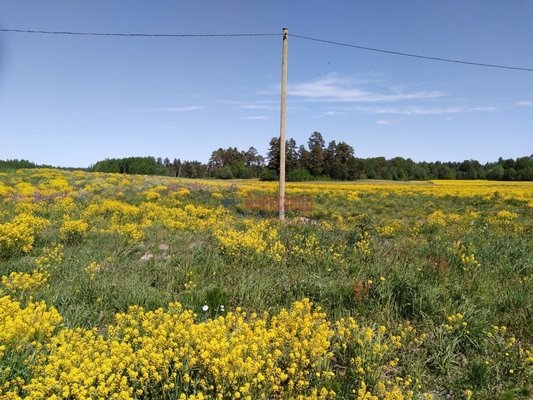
top-left (88, 131), bottom-right (533, 181)
top-left (2, 132), bottom-right (532, 181)
top-left (0, 159), bottom-right (40, 169)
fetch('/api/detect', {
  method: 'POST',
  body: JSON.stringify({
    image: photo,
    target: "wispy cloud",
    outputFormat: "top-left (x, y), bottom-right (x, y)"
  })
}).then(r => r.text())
top-left (287, 74), bottom-right (442, 102)
top-left (239, 104), bottom-right (277, 110)
top-left (310, 104), bottom-right (496, 119)
top-left (256, 74), bottom-right (496, 118)
top-left (243, 115), bottom-right (268, 120)
top-left (220, 100), bottom-right (278, 109)
top-left (313, 110), bottom-right (347, 118)
top-left (68, 106), bottom-right (204, 115)
top-left (358, 105), bottom-right (496, 116)
top-left (135, 106), bottom-right (204, 112)
top-left (376, 119), bottom-right (396, 125)
top-left (516, 100), bottom-right (533, 107)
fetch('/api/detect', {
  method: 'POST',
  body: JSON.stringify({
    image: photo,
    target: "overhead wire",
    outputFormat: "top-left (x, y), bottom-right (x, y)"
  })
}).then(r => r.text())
top-left (290, 33), bottom-right (533, 72)
top-left (1, 28), bottom-right (532, 72)
top-left (0, 28), bottom-right (280, 38)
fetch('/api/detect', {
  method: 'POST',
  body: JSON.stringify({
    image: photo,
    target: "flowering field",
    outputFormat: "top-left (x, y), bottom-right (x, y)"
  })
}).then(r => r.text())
top-left (0, 169), bottom-right (532, 400)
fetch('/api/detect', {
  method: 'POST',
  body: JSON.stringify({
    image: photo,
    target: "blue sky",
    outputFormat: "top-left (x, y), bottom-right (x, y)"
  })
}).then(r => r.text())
top-left (1, 1), bottom-right (532, 168)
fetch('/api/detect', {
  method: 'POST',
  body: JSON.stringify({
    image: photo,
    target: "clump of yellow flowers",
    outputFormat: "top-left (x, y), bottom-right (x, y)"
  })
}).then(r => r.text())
top-left (0, 295), bottom-right (63, 396)
top-left (0, 295), bottom-right (465, 400)
top-left (1, 270), bottom-right (50, 298)
top-left (214, 219), bottom-right (286, 263)
top-left (449, 240), bottom-right (481, 270)
top-left (2, 299), bottom-right (335, 400)
top-left (59, 217), bottom-right (89, 244)
top-left (1, 292), bottom-right (533, 399)
top-left (0, 214), bottom-right (49, 258)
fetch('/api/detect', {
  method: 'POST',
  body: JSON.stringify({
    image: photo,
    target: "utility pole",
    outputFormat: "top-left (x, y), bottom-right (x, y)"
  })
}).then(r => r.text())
top-left (279, 28), bottom-right (288, 222)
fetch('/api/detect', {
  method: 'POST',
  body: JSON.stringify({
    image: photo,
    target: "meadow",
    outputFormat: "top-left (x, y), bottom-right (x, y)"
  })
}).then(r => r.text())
top-left (0, 168), bottom-right (532, 400)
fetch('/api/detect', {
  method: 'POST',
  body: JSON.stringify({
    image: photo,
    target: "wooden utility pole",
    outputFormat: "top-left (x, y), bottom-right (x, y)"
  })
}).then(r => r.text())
top-left (279, 28), bottom-right (288, 222)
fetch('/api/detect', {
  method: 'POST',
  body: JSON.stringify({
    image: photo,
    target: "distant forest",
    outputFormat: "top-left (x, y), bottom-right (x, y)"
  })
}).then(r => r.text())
top-left (2, 131), bottom-right (532, 181)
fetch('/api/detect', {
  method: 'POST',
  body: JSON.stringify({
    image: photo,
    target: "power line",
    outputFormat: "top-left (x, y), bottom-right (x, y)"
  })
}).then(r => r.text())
top-left (291, 33), bottom-right (533, 72)
top-left (2, 27), bottom-right (532, 72)
top-left (0, 28), bottom-right (280, 38)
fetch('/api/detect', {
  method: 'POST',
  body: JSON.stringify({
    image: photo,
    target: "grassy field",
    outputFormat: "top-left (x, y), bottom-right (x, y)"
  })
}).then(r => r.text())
top-left (1, 169), bottom-right (532, 399)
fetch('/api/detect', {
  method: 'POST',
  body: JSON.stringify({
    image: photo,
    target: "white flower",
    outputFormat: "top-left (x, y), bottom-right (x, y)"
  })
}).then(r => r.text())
top-left (202, 305), bottom-right (209, 312)
top-left (220, 305), bottom-right (225, 312)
